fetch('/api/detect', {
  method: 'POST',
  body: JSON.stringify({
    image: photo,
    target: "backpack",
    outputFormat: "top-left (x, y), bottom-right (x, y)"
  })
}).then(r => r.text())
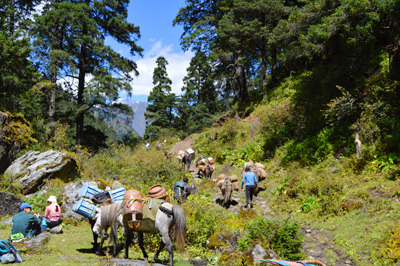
top-left (0, 239), bottom-right (22, 263)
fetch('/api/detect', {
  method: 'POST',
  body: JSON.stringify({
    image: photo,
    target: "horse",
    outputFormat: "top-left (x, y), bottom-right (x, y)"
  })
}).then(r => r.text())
top-left (221, 179), bottom-right (233, 208)
top-left (122, 200), bottom-right (186, 266)
top-left (92, 200), bottom-right (128, 256)
top-left (84, 198), bottom-right (114, 254)
top-left (163, 150), bottom-right (172, 160)
top-left (182, 154), bottom-right (192, 171)
top-left (156, 142), bottom-right (164, 150)
top-left (203, 164), bottom-right (214, 178)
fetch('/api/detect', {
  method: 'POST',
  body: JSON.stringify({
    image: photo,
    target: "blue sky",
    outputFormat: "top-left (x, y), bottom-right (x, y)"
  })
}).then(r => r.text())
top-left (107, 0), bottom-right (194, 103)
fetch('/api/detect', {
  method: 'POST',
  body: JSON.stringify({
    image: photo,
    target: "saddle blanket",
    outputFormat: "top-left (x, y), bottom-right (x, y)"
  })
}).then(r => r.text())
top-left (142, 198), bottom-right (167, 221)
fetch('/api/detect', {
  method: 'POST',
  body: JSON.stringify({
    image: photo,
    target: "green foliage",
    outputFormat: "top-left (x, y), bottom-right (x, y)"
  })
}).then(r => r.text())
top-left (282, 127), bottom-right (337, 166)
top-left (300, 195), bottom-right (320, 213)
top-left (238, 217), bottom-right (304, 261)
top-left (194, 119), bottom-right (252, 164)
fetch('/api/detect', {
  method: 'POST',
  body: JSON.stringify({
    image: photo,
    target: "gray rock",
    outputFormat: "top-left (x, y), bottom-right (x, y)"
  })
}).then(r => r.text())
top-left (13, 232), bottom-right (51, 252)
top-left (60, 180), bottom-right (100, 219)
top-left (243, 245), bottom-right (278, 265)
top-left (0, 217), bottom-right (13, 224)
top-left (50, 224), bottom-right (63, 234)
top-left (0, 191), bottom-right (25, 216)
top-left (103, 259), bottom-right (165, 265)
top-left (111, 180), bottom-right (123, 190)
top-left (5, 150), bottom-right (78, 194)
top-left (207, 231), bottom-right (242, 253)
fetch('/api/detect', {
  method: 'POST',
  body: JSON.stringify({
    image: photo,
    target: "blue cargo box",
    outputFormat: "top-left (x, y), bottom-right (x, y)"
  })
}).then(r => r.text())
top-left (72, 198), bottom-right (96, 218)
top-left (78, 184), bottom-right (103, 198)
top-left (106, 187), bottom-right (126, 202)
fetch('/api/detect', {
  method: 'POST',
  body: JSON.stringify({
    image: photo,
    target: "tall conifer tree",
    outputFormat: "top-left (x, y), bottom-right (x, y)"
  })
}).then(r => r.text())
top-left (145, 56), bottom-right (176, 140)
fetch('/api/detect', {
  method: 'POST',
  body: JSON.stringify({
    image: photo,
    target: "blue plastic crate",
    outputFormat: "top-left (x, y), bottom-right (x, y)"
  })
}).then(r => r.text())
top-left (78, 184), bottom-right (103, 198)
top-left (106, 187), bottom-right (126, 202)
top-left (72, 198), bottom-right (96, 218)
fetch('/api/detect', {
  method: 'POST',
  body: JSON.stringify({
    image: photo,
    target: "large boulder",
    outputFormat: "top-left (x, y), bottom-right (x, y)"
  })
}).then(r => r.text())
top-left (0, 191), bottom-right (25, 216)
top-left (13, 232), bottom-right (51, 253)
top-left (5, 150), bottom-right (78, 194)
top-left (60, 180), bottom-right (101, 219)
top-left (0, 111), bottom-right (36, 174)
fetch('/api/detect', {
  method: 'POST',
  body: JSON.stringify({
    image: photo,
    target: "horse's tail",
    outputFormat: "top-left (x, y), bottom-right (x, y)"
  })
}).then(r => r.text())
top-left (172, 205), bottom-right (186, 251)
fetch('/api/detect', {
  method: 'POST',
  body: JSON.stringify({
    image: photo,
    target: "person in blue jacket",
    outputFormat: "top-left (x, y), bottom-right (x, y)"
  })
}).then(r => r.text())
top-left (241, 167), bottom-right (258, 209)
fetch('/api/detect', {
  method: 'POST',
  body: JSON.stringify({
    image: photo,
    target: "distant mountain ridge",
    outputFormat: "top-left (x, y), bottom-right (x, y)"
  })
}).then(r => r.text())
top-left (119, 99), bottom-right (148, 136)
top-left (93, 99), bottom-right (147, 138)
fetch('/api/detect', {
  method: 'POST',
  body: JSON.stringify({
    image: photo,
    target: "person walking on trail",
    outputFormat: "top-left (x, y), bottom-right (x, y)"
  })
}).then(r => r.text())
top-left (241, 167), bottom-right (258, 209)
top-left (10, 203), bottom-right (41, 239)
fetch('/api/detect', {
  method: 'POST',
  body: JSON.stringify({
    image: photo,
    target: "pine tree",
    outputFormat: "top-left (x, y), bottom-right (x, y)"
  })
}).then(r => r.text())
top-left (177, 51), bottom-right (221, 134)
top-left (144, 56), bottom-right (176, 140)
top-left (32, 0), bottom-right (143, 145)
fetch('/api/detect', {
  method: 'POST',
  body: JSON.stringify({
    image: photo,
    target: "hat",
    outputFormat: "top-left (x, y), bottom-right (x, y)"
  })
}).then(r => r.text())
top-left (47, 195), bottom-right (57, 204)
top-left (20, 202), bottom-right (33, 210)
top-left (245, 167), bottom-right (250, 171)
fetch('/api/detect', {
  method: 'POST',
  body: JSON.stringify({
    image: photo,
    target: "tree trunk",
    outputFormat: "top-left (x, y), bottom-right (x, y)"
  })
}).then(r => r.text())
top-left (261, 46), bottom-right (267, 101)
top-left (10, 0), bottom-right (15, 34)
top-left (234, 53), bottom-right (249, 101)
top-left (49, 72), bottom-right (56, 123)
top-left (271, 44), bottom-right (277, 87)
top-left (76, 26), bottom-right (87, 146)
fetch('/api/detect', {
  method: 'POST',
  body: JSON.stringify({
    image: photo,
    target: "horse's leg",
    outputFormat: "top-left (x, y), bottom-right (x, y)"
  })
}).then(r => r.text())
top-left (98, 231), bottom-right (106, 255)
top-left (137, 232), bottom-right (149, 263)
top-left (111, 223), bottom-right (119, 257)
top-left (151, 239), bottom-right (166, 263)
top-left (124, 228), bottom-right (131, 259)
top-left (187, 157), bottom-right (191, 171)
top-left (89, 218), bottom-right (100, 253)
top-left (161, 231), bottom-right (174, 266)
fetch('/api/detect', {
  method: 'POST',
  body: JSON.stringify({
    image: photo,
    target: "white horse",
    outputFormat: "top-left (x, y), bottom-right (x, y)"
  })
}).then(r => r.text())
top-left (96, 199), bottom-right (186, 266)
top-left (123, 202), bottom-right (186, 266)
top-left (92, 201), bottom-right (125, 256)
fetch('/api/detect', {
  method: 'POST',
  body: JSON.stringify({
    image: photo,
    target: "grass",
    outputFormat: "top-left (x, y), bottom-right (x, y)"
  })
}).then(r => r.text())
top-left (0, 220), bottom-right (194, 266)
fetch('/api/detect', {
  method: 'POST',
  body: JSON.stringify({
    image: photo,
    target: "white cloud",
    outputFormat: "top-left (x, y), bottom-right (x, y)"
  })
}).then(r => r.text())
top-left (130, 40), bottom-right (194, 96)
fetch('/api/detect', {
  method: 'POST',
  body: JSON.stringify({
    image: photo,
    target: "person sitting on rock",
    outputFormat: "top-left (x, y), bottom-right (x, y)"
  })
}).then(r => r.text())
top-left (10, 203), bottom-right (41, 239)
top-left (42, 196), bottom-right (62, 231)
top-left (241, 167), bottom-right (258, 209)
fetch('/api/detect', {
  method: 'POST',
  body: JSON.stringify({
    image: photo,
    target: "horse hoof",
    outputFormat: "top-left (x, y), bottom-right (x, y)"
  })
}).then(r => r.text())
top-left (144, 258), bottom-right (149, 263)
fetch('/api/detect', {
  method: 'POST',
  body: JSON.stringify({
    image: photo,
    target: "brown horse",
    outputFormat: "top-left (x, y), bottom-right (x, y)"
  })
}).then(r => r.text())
top-left (221, 180), bottom-right (232, 208)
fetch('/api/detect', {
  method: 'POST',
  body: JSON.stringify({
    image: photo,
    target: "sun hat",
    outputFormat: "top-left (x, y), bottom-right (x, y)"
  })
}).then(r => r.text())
top-left (20, 202), bottom-right (33, 210)
top-left (47, 195), bottom-right (57, 204)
